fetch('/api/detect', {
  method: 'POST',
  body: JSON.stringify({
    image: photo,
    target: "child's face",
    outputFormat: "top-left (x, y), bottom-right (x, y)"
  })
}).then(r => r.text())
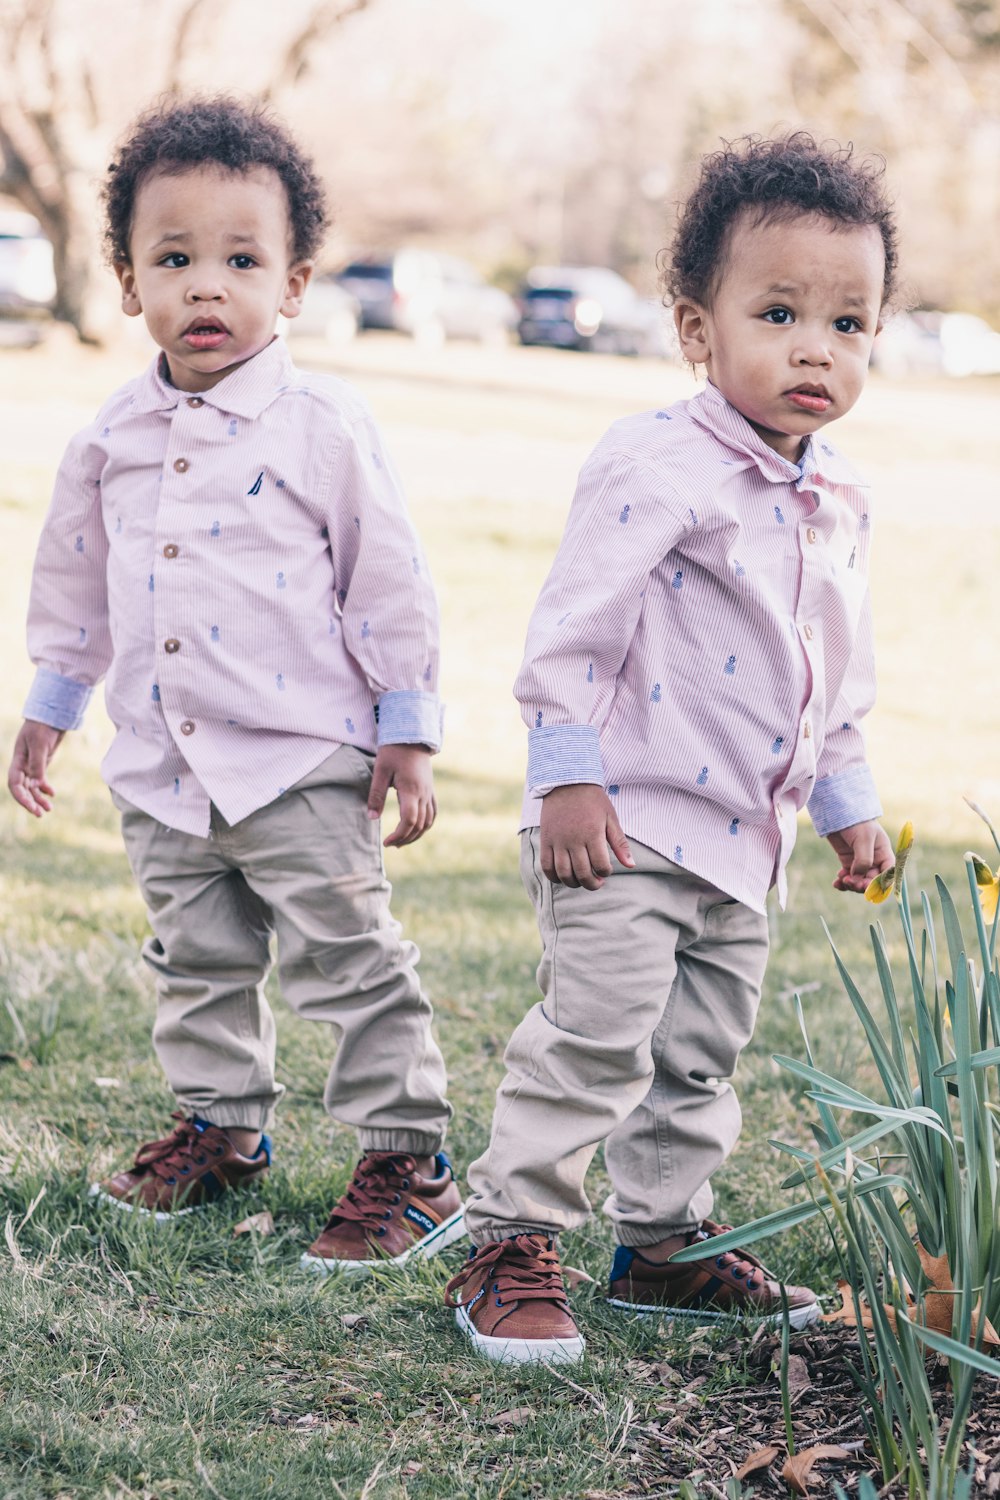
top-left (674, 212), bottom-right (885, 462)
top-left (115, 165), bottom-right (312, 392)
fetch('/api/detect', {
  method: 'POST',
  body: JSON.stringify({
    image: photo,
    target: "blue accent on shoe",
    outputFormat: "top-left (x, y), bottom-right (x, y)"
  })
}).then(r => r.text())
top-left (609, 1244), bottom-right (637, 1286)
top-left (194, 1119), bottom-right (272, 1166)
top-left (257, 1134), bottom-right (272, 1166)
top-left (199, 1171), bottom-right (226, 1203)
top-left (433, 1151), bottom-right (452, 1178)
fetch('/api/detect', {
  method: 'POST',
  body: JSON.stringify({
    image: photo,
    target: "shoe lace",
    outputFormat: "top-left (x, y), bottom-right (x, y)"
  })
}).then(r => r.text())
top-left (444, 1235), bottom-right (569, 1309)
top-left (132, 1112), bottom-right (225, 1183)
top-left (322, 1153), bottom-right (418, 1234)
top-left (694, 1220), bottom-right (770, 1291)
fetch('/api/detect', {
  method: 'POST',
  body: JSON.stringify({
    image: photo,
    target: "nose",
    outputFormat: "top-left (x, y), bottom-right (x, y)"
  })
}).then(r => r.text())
top-left (185, 280), bottom-right (226, 303)
top-left (793, 327), bottom-right (832, 367)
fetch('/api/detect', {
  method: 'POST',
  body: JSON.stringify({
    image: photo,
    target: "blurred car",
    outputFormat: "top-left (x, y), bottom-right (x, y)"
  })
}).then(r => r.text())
top-left (283, 273), bottom-right (360, 345)
top-left (938, 312), bottom-right (1000, 377)
top-left (517, 266), bottom-right (667, 356)
top-left (335, 250), bottom-right (517, 347)
top-left (0, 209), bottom-right (57, 347)
top-left (869, 311), bottom-right (944, 378)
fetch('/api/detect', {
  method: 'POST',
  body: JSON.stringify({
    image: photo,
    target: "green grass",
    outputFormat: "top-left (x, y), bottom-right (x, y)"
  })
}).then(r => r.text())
top-left (1, 332), bottom-right (998, 1496)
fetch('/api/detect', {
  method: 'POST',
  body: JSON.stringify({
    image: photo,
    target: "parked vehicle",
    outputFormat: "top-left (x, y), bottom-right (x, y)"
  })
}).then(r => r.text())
top-left (0, 209), bottom-right (56, 346)
top-left (335, 250), bottom-right (517, 347)
top-left (517, 266), bottom-right (667, 356)
top-left (283, 273), bottom-right (360, 345)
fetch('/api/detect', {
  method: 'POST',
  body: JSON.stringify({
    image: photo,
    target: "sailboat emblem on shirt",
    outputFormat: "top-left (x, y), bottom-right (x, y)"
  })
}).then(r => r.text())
top-left (248, 471), bottom-right (264, 496)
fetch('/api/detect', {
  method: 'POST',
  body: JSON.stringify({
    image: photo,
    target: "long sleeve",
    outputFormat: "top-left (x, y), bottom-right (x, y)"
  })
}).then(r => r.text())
top-left (514, 448), bottom-right (687, 796)
top-left (23, 425), bottom-right (113, 730)
top-left (324, 412), bottom-right (442, 751)
top-left (807, 587), bottom-right (881, 836)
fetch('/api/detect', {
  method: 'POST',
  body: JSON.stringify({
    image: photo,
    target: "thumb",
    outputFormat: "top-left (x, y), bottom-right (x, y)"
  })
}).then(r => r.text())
top-left (367, 761), bottom-right (392, 820)
top-left (25, 736), bottom-right (52, 784)
top-left (850, 827), bottom-right (876, 875)
top-left (607, 807), bottom-right (635, 869)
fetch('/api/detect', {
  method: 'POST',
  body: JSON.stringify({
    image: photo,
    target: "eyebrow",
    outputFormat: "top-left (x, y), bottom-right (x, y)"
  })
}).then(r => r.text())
top-left (761, 282), bottom-right (872, 309)
top-left (149, 232), bottom-right (265, 250)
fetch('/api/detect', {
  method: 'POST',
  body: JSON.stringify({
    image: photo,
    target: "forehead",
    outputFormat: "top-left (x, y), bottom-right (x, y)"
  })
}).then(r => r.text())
top-left (131, 164), bottom-right (291, 237)
top-left (723, 211), bottom-right (885, 302)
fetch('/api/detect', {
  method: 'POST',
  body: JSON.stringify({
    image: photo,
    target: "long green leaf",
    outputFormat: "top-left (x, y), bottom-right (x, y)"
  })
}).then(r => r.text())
top-left (779, 1117), bottom-right (907, 1188)
top-left (935, 1044), bottom-right (1000, 1078)
top-left (901, 1315), bottom-right (1000, 1378)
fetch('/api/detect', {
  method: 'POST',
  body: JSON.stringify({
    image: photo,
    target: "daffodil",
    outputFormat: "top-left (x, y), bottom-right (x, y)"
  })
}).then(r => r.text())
top-left (865, 820), bottom-right (914, 904)
top-left (969, 853), bottom-right (1000, 923)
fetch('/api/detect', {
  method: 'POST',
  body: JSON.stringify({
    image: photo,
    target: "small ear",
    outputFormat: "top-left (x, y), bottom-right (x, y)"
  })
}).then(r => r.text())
top-left (673, 298), bottom-right (711, 366)
top-left (280, 260), bottom-right (314, 320)
top-left (115, 262), bottom-right (143, 318)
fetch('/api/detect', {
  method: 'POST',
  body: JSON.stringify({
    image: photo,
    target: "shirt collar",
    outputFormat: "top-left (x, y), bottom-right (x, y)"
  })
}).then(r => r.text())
top-left (129, 336), bottom-right (299, 419)
top-left (686, 379), bottom-right (868, 489)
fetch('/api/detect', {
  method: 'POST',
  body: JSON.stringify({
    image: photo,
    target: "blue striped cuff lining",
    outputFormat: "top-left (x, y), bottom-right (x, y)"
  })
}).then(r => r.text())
top-left (808, 764), bottom-right (882, 837)
top-left (23, 668), bottom-right (93, 731)
top-left (527, 723), bottom-right (605, 795)
top-left (376, 689), bottom-right (442, 751)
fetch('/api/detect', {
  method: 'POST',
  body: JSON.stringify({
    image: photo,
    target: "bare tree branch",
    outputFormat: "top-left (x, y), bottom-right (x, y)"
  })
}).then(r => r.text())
top-left (262, 0), bottom-right (371, 100)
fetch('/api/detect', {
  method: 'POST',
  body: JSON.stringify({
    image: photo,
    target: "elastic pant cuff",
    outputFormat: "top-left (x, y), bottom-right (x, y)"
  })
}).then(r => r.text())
top-left (615, 1222), bottom-right (701, 1249)
top-left (465, 1221), bottom-right (563, 1248)
top-left (358, 1127), bottom-right (446, 1157)
top-left (181, 1098), bottom-right (277, 1132)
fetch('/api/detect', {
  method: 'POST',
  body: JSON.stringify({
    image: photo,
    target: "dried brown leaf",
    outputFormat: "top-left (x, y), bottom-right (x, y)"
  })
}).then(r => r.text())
top-left (734, 1444), bottom-right (780, 1480)
top-left (562, 1264), bottom-right (596, 1288)
top-left (232, 1210), bottom-right (274, 1237)
top-left (781, 1444), bottom-right (852, 1494)
top-left (488, 1406), bottom-right (534, 1427)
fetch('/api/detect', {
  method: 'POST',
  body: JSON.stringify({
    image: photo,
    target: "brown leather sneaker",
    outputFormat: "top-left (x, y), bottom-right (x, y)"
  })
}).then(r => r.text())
top-left (445, 1233), bottom-right (586, 1364)
top-left (301, 1151), bottom-right (465, 1277)
top-left (607, 1219), bottom-right (820, 1329)
top-left (89, 1113), bottom-right (271, 1222)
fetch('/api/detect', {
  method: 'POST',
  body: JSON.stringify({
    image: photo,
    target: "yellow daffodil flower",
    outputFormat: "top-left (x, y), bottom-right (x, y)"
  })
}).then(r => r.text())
top-left (970, 853), bottom-right (1000, 923)
top-left (865, 821), bottom-right (915, 904)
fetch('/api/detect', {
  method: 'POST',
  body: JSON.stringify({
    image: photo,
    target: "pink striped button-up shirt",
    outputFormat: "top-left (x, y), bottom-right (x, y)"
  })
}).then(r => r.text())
top-left (24, 338), bottom-right (441, 835)
top-left (516, 381), bottom-right (881, 912)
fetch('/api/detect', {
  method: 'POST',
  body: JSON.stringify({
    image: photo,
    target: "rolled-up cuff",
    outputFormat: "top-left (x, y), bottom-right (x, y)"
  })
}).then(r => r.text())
top-left (526, 723), bottom-right (605, 798)
top-left (808, 763), bottom-right (882, 837)
top-left (375, 689), bottom-right (442, 752)
top-left (23, 668), bottom-right (93, 731)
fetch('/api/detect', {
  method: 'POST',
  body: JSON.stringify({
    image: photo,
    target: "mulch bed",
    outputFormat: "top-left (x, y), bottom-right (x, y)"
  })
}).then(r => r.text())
top-left (618, 1326), bottom-right (1000, 1497)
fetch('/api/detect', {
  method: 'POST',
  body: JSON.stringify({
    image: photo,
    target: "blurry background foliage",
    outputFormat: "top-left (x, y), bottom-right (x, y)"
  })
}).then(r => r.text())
top-left (2, 0), bottom-right (1000, 342)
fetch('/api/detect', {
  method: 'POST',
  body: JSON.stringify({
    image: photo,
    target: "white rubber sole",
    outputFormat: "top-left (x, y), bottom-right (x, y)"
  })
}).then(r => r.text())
top-left (454, 1304), bottom-right (585, 1365)
top-left (88, 1183), bottom-right (198, 1224)
top-left (300, 1205), bottom-right (467, 1278)
top-left (606, 1294), bottom-right (821, 1330)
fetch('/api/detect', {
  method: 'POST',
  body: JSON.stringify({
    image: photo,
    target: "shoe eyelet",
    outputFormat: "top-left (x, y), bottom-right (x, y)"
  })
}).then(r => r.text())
top-left (214, 1146), bottom-right (225, 1156)
top-left (196, 1155), bottom-right (207, 1165)
top-left (376, 1226), bottom-right (387, 1237)
top-left (179, 1166), bottom-right (190, 1174)
top-left (401, 1178), bottom-right (410, 1190)
top-left (166, 1176), bottom-right (176, 1185)
top-left (716, 1256), bottom-right (726, 1268)
top-left (495, 1297), bottom-right (503, 1307)
top-left (747, 1279), bottom-right (758, 1291)
top-left (392, 1193), bottom-right (401, 1204)
top-left (492, 1282), bottom-right (498, 1293)
top-left (384, 1209), bottom-right (392, 1219)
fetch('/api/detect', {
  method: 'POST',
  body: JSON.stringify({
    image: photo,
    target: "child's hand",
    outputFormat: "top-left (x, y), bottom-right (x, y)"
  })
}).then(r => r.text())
top-left (826, 819), bottom-right (893, 894)
top-left (540, 784), bottom-right (635, 890)
top-left (7, 720), bottom-right (65, 818)
top-left (368, 744), bottom-right (436, 848)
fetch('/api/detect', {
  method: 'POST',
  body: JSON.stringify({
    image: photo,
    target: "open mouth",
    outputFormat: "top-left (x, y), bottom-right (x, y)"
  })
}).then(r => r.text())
top-left (182, 317), bottom-right (230, 349)
top-left (785, 384), bottom-right (832, 413)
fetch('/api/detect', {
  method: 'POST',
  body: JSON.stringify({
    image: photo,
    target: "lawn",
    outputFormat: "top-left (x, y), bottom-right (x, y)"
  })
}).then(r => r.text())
top-left (1, 328), bottom-right (999, 1498)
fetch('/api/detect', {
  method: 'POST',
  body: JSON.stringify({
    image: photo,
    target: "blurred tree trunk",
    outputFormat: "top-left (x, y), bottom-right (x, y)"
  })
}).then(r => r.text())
top-left (0, 0), bottom-right (371, 344)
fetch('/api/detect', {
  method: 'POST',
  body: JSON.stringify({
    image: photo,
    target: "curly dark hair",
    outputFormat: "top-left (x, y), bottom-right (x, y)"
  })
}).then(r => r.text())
top-left (664, 131), bottom-right (898, 308)
top-left (103, 95), bottom-right (329, 264)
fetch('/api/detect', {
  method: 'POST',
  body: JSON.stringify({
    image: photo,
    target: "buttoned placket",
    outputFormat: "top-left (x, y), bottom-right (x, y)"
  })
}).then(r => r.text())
top-left (155, 397), bottom-right (210, 749)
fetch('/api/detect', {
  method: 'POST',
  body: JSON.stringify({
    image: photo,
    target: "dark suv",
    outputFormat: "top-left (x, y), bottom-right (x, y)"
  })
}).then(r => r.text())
top-left (517, 266), bottom-right (668, 356)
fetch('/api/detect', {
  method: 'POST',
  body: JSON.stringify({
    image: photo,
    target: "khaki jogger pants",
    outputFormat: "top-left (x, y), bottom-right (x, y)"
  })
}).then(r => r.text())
top-left (464, 831), bottom-right (769, 1247)
top-left (114, 744), bottom-right (452, 1152)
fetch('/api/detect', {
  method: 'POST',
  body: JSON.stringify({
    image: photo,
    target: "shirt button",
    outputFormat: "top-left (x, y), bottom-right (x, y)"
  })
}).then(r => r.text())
top-left (806, 527), bottom-right (817, 544)
top-left (180, 719), bottom-right (195, 735)
top-left (163, 544), bottom-right (179, 559)
top-left (803, 623), bottom-right (814, 640)
top-left (186, 397), bottom-right (204, 409)
top-left (803, 720), bottom-right (812, 739)
top-left (164, 638), bottom-right (181, 654)
top-left (173, 457), bottom-right (190, 473)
